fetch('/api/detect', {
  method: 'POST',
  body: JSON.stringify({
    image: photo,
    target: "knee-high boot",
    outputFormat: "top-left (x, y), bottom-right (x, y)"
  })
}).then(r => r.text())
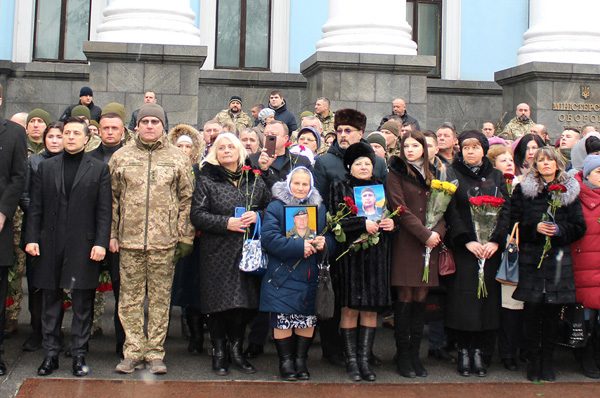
top-left (295, 335), bottom-right (312, 380)
top-left (186, 308), bottom-right (204, 355)
top-left (524, 303), bottom-right (542, 382)
top-left (274, 336), bottom-right (297, 381)
top-left (357, 326), bottom-right (376, 381)
top-left (394, 301), bottom-right (415, 378)
top-left (410, 302), bottom-right (427, 377)
top-left (341, 328), bottom-right (361, 382)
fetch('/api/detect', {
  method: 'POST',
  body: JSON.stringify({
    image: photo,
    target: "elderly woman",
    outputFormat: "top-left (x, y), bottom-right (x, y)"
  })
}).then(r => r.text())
top-left (259, 167), bottom-right (333, 381)
top-left (445, 130), bottom-right (509, 377)
top-left (190, 133), bottom-right (270, 376)
top-left (510, 147), bottom-right (585, 382)
top-left (387, 131), bottom-right (445, 378)
top-left (330, 142), bottom-right (394, 382)
top-left (571, 155), bottom-right (600, 378)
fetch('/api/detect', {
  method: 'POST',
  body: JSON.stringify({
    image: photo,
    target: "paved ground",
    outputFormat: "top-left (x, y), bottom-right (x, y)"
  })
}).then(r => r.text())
top-left (1, 284), bottom-right (598, 397)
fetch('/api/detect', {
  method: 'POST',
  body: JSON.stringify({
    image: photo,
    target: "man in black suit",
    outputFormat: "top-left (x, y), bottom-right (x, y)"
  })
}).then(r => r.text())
top-left (25, 117), bottom-right (111, 377)
top-left (0, 83), bottom-right (28, 375)
top-left (89, 111), bottom-right (125, 357)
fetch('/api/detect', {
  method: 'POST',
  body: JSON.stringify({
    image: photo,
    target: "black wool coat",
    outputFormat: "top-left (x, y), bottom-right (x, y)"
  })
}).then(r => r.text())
top-left (443, 156), bottom-right (509, 331)
top-left (190, 162), bottom-right (271, 314)
top-left (510, 173), bottom-right (585, 304)
top-left (330, 176), bottom-right (392, 311)
top-left (25, 153), bottom-right (112, 289)
top-left (0, 119), bottom-right (27, 266)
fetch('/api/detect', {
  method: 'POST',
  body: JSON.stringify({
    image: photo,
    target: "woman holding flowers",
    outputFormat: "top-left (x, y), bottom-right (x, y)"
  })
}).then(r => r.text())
top-left (330, 142), bottom-right (394, 382)
top-left (259, 167), bottom-right (333, 381)
top-left (191, 133), bottom-right (270, 376)
top-left (510, 147), bottom-right (585, 382)
top-left (445, 130), bottom-right (509, 377)
top-left (386, 131), bottom-right (446, 378)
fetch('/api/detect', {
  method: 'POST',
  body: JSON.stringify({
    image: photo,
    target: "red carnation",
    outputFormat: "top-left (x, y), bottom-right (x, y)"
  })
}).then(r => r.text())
top-left (252, 169), bottom-right (262, 176)
top-left (396, 205), bottom-right (406, 215)
top-left (241, 165), bottom-right (252, 172)
top-left (284, 141), bottom-right (292, 148)
top-left (5, 296), bottom-right (15, 308)
top-left (503, 173), bottom-right (515, 181)
top-left (62, 301), bottom-right (72, 310)
top-left (343, 196), bottom-right (355, 208)
top-left (548, 184), bottom-right (567, 193)
top-left (299, 145), bottom-right (306, 151)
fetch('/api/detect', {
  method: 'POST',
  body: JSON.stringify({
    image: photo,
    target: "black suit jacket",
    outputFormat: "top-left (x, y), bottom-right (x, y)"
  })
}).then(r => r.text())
top-left (0, 119), bottom-right (27, 266)
top-left (25, 152), bottom-right (112, 289)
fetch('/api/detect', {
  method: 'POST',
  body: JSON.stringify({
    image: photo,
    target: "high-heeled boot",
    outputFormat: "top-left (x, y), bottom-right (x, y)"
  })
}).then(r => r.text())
top-left (394, 301), bottom-right (415, 378)
top-left (357, 326), bottom-right (376, 381)
top-left (410, 302), bottom-right (427, 377)
top-left (341, 328), bottom-right (361, 382)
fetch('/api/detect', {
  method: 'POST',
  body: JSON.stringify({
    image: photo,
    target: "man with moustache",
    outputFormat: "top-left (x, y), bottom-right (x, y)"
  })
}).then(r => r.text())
top-left (500, 103), bottom-right (536, 141)
top-left (25, 117), bottom-right (111, 377)
top-left (313, 109), bottom-right (387, 366)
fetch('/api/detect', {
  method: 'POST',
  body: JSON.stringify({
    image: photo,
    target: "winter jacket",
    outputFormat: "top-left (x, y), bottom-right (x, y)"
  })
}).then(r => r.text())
top-left (248, 149), bottom-right (312, 189)
top-left (571, 172), bottom-right (600, 309)
top-left (259, 181), bottom-right (334, 315)
top-left (269, 101), bottom-right (297, 132)
top-left (215, 109), bottom-right (252, 134)
top-left (510, 172), bottom-right (586, 304)
top-left (190, 162), bottom-right (271, 313)
top-left (109, 134), bottom-right (194, 250)
top-left (378, 112), bottom-right (421, 131)
top-left (167, 124), bottom-right (205, 165)
top-left (59, 101), bottom-right (102, 123)
top-left (314, 140), bottom-right (388, 210)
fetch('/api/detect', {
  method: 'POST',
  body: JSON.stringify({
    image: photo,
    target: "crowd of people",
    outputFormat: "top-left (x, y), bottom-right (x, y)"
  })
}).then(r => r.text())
top-left (0, 83), bottom-right (599, 385)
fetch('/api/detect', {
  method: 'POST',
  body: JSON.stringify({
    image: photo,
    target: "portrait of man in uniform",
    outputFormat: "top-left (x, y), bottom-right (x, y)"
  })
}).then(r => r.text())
top-left (285, 206), bottom-right (317, 240)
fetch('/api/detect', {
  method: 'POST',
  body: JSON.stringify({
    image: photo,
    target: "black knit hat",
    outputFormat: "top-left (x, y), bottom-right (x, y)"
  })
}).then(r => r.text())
top-left (334, 108), bottom-right (367, 132)
top-left (79, 86), bottom-right (93, 97)
top-left (458, 130), bottom-right (490, 155)
top-left (343, 142), bottom-right (376, 170)
top-left (229, 95), bottom-right (242, 105)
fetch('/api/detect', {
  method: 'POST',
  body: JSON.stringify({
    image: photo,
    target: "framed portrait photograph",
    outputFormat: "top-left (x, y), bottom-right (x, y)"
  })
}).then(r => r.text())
top-left (353, 184), bottom-right (386, 221)
top-left (284, 205), bottom-right (318, 240)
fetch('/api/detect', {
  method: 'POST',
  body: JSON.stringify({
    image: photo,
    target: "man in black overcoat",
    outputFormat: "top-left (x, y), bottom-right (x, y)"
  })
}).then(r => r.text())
top-left (0, 83), bottom-right (28, 375)
top-left (25, 117), bottom-right (111, 377)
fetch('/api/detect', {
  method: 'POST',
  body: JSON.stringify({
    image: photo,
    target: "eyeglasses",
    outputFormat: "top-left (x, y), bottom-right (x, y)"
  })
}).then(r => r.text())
top-left (299, 137), bottom-right (316, 142)
top-left (139, 119), bottom-right (161, 126)
top-left (336, 127), bottom-right (359, 134)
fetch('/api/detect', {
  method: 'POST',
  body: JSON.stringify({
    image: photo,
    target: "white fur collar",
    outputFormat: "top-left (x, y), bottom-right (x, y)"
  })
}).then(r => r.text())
top-left (519, 172), bottom-right (580, 206)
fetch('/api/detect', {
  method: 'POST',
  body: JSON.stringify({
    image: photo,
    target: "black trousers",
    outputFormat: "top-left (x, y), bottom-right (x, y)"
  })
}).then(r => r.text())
top-left (207, 308), bottom-right (255, 341)
top-left (0, 268), bottom-right (8, 347)
top-left (106, 251), bottom-right (125, 347)
top-left (498, 307), bottom-right (525, 359)
top-left (523, 302), bottom-right (561, 354)
top-left (247, 311), bottom-right (270, 346)
top-left (25, 255), bottom-right (43, 337)
top-left (42, 288), bottom-right (95, 357)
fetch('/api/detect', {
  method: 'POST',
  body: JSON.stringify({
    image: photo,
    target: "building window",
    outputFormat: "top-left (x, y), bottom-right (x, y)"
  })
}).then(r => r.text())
top-left (215, 0), bottom-right (271, 70)
top-left (406, 0), bottom-right (442, 77)
top-left (33, 0), bottom-right (91, 62)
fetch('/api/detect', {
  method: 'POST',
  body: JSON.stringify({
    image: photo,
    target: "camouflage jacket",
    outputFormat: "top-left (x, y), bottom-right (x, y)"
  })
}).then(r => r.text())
top-left (499, 117), bottom-right (535, 141)
top-left (108, 135), bottom-right (194, 250)
top-left (27, 138), bottom-right (44, 156)
top-left (316, 111), bottom-right (335, 136)
top-left (215, 109), bottom-right (252, 133)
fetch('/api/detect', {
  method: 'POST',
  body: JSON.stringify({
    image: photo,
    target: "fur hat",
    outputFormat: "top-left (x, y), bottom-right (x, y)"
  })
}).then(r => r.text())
top-left (137, 103), bottom-right (166, 127)
top-left (167, 124), bottom-right (203, 163)
top-left (380, 120), bottom-right (399, 137)
top-left (343, 142), bottom-right (376, 170)
top-left (458, 130), bottom-right (490, 155)
top-left (335, 108), bottom-right (367, 132)
top-left (27, 108), bottom-right (52, 126)
top-left (71, 105), bottom-right (91, 120)
top-left (584, 154), bottom-right (600, 178)
top-left (102, 102), bottom-right (126, 123)
top-left (79, 86), bottom-right (93, 97)
top-left (367, 132), bottom-right (387, 149)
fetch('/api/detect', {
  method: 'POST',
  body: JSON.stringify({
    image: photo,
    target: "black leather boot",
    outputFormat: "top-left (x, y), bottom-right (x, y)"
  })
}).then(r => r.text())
top-left (211, 339), bottom-right (229, 376)
top-left (341, 328), bottom-right (361, 382)
top-left (186, 310), bottom-right (204, 355)
top-left (410, 302), bottom-right (427, 377)
top-left (295, 335), bottom-right (312, 380)
top-left (457, 348), bottom-right (471, 377)
top-left (230, 339), bottom-right (256, 374)
top-left (357, 326), bottom-right (376, 381)
top-left (526, 349), bottom-right (541, 381)
top-left (37, 356), bottom-right (59, 376)
top-left (275, 336), bottom-right (297, 381)
top-left (541, 343), bottom-right (556, 381)
top-left (471, 348), bottom-right (487, 377)
top-left (394, 302), bottom-right (416, 378)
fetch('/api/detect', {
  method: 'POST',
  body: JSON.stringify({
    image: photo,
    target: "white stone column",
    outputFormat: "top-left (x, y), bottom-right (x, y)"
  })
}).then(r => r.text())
top-left (96, 0), bottom-right (200, 45)
top-left (517, 0), bottom-right (600, 65)
top-left (316, 0), bottom-right (417, 55)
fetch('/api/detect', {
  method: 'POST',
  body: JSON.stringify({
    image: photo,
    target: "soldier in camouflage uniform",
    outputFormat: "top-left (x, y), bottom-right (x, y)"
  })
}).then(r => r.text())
top-left (109, 103), bottom-right (194, 375)
top-left (499, 103), bottom-right (535, 141)
top-left (214, 96), bottom-right (252, 134)
top-left (314, 97), bottom-right (335, 136)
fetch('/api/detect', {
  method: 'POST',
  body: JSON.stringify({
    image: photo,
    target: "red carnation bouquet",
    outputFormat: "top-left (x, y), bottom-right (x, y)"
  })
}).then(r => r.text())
top-left (537, 184), bottom-right (567, 268)
top-left (96, 270), bottom-right (113, 293)
top-left (504, 173), bottom-right (515, 196)
top-left (469, 191), bottom-right (505, 298)
top-left (324, 196), bottom-right (359, 243)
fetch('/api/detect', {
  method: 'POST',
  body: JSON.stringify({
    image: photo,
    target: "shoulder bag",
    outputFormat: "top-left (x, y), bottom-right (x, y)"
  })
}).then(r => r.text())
top-left (239, 213), bottom-right (268, 276)
top-left (438, 243), bottom-right (456, 276)
top-left (315, 247), bottom-right (335, 320)
top-left (496, 222), bottom-right (519, 285)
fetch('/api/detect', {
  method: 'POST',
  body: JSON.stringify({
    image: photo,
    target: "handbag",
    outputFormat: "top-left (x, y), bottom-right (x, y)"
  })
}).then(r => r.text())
top-left (555, 304), bottom-right (588, 348)
top-left (238, 214), bottom-right (268, 276)
top-left (438, 243), bottom-right (456, 276)
top-left (315, 248), bottom-right (335, 320)
top-left (496, 222), bottom-right (519, 285)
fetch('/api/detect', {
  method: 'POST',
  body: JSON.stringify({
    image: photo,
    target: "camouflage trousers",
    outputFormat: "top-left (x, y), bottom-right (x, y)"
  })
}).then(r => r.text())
top-left (7, 209), bottom-right (25, 322)
top-left (119, 248), bottom-right (175, 361)
top-left (92, 291), bottom-right (106, 332)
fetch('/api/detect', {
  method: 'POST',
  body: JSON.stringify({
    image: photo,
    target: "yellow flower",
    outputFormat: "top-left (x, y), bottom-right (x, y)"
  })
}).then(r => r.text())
top-left (442, 181), bottom-right (458, 194)
top-left (430, 179), bottom-right (442, 190)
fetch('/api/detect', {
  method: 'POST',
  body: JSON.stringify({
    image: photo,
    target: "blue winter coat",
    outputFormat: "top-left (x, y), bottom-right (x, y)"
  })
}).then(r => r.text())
top-left (259, 182), bottom-right (334, 315)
